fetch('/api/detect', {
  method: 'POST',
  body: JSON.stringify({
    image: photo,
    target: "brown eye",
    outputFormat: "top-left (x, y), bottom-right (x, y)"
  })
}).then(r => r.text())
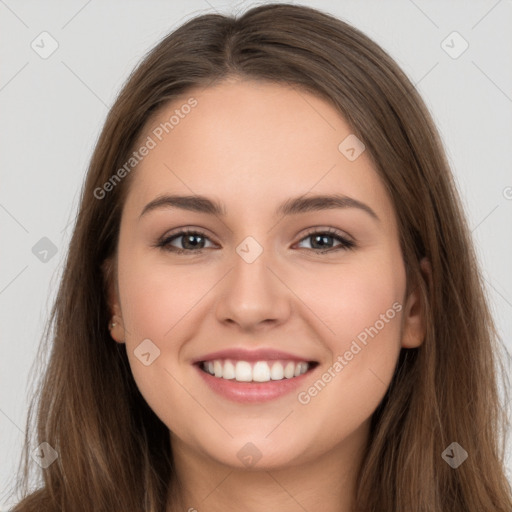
top-left (296, 228), bottom-right (355, 253)
top-left (157, 230), bottom-right (214, 254)
top-left (154, 227), bottom-right (356, 255)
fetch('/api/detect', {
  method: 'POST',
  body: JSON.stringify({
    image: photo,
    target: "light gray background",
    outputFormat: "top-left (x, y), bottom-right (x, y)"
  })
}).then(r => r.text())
top-left (1, 0), bottom-right (511, 508)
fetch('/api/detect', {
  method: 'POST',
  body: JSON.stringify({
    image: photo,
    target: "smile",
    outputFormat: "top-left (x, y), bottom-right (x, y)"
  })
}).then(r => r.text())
top-left (195, 357), bottom-right (319, 403)
top-left (200, 359), bottom-right (315, 382)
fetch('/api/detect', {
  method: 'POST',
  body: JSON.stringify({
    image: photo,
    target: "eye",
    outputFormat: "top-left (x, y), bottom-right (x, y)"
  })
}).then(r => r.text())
top-left (155, 229), bottom-right (215, 254)
top-left (154, 227), bottom-right (356, 255)
top-left (295, 227), bottom-right (355, 253)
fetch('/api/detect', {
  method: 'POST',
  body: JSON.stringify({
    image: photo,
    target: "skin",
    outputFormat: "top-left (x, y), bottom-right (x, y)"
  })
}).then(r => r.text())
top-left (106, 78), bottom-right (427, 512)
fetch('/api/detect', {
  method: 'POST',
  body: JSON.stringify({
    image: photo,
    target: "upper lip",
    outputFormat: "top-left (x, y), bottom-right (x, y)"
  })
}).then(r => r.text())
top-left (192, 348), bottom-right (317, 364)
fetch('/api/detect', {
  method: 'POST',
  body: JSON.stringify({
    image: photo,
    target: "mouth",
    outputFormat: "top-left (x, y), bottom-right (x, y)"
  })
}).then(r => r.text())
top-left (196, 358), bottom-right (319, 383)
top-left (192, 347), bottom-right (321, 403)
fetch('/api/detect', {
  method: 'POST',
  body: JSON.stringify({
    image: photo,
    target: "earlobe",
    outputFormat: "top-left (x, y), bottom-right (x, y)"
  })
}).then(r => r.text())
top-left (400, 257), bottom-right (431, 349)
top-left (108, 308), bottom-right (126, 344)
top-left (102, 256), bottom-right (126, 344)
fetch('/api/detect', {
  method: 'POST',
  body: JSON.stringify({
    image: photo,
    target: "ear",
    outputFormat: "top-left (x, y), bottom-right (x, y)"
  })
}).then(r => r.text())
top-left (101, 256), bottom-right (126, 344)
top-left (401, 257), bottom-right (431, 349)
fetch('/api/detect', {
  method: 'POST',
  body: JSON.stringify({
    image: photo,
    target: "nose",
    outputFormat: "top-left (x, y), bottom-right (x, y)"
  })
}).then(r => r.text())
top-left (214, 243), bottom-right (292, 332)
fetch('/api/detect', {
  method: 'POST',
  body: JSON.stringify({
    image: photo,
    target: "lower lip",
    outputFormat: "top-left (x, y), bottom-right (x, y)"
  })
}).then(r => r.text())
top-left (195, 364), bottom-right (317, 403)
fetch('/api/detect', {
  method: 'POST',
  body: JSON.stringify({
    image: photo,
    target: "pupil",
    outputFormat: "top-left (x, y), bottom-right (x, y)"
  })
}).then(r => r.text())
top-left (184, 234), bottom-right (203, 249)
top-left (180, 234), bottom-right (334, 250)
top-left (313, 234), bottom-right (332, 249)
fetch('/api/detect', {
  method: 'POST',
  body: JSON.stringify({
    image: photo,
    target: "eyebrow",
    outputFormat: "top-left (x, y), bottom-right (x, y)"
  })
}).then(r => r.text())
top-left (138, 193), bottom-right (380, 222)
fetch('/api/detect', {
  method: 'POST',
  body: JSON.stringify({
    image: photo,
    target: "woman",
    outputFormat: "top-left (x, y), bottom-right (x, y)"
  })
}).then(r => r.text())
top-left (9, 3), bottom-right (512, 511)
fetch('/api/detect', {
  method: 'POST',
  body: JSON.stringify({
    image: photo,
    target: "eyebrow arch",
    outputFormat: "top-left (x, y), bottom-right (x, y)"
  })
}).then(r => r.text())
top-left (138, 193), bottom-right (380, 222)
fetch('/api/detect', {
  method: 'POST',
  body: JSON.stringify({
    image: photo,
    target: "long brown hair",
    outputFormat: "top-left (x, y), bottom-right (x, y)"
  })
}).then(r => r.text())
top-left (6, 3), bottom-right (511, 511)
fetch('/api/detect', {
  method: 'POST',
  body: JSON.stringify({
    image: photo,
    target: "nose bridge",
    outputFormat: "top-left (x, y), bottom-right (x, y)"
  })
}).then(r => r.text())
top-left (215, 233), bottom-right (289, 328)
top-left (230, 234), bottom-right (276, 297)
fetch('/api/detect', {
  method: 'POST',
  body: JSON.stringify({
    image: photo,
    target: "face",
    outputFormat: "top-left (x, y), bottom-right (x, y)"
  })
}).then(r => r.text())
top-left (107, 78), bottom-right (425, 470)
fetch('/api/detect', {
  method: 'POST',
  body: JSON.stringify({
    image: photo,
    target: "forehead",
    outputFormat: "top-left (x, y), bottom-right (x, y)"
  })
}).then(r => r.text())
top-left (122, 79), bottom-right (396, 228)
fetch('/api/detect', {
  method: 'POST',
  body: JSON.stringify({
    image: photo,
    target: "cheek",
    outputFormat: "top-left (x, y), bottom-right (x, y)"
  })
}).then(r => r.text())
top-left (117, 252), bottom-right (211, 341)
top-left (115, 248), bottom-right (202, 372)
top-left (330, 268), bottom-right (404, 354)
top-left (116, 254), bottom-right (209, 428)
top-left (292, 249), bottom-right (405, 352)
top-left (293, 252), bottom-right (405, 433)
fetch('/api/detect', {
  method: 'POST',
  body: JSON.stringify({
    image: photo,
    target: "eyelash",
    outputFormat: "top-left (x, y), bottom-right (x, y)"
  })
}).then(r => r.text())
top-left (154, 227), bottom-right (356, 255)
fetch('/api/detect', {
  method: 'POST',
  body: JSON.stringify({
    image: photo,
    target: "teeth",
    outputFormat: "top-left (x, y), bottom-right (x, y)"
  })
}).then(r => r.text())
top-left (284, 361), bottom-right (295, 379)
top-left (253, 361), bottom-right (271, 382)
top-left (214, 360), bottom-right (223, 378)
top-left (270, 362), bottom-right (284, 380)
top-left (223, 360), bottom-right (236, 380)
top-left (201, 359), bottom-right (311, 382)
top-left (235, 361), bottom-right (252, 382)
